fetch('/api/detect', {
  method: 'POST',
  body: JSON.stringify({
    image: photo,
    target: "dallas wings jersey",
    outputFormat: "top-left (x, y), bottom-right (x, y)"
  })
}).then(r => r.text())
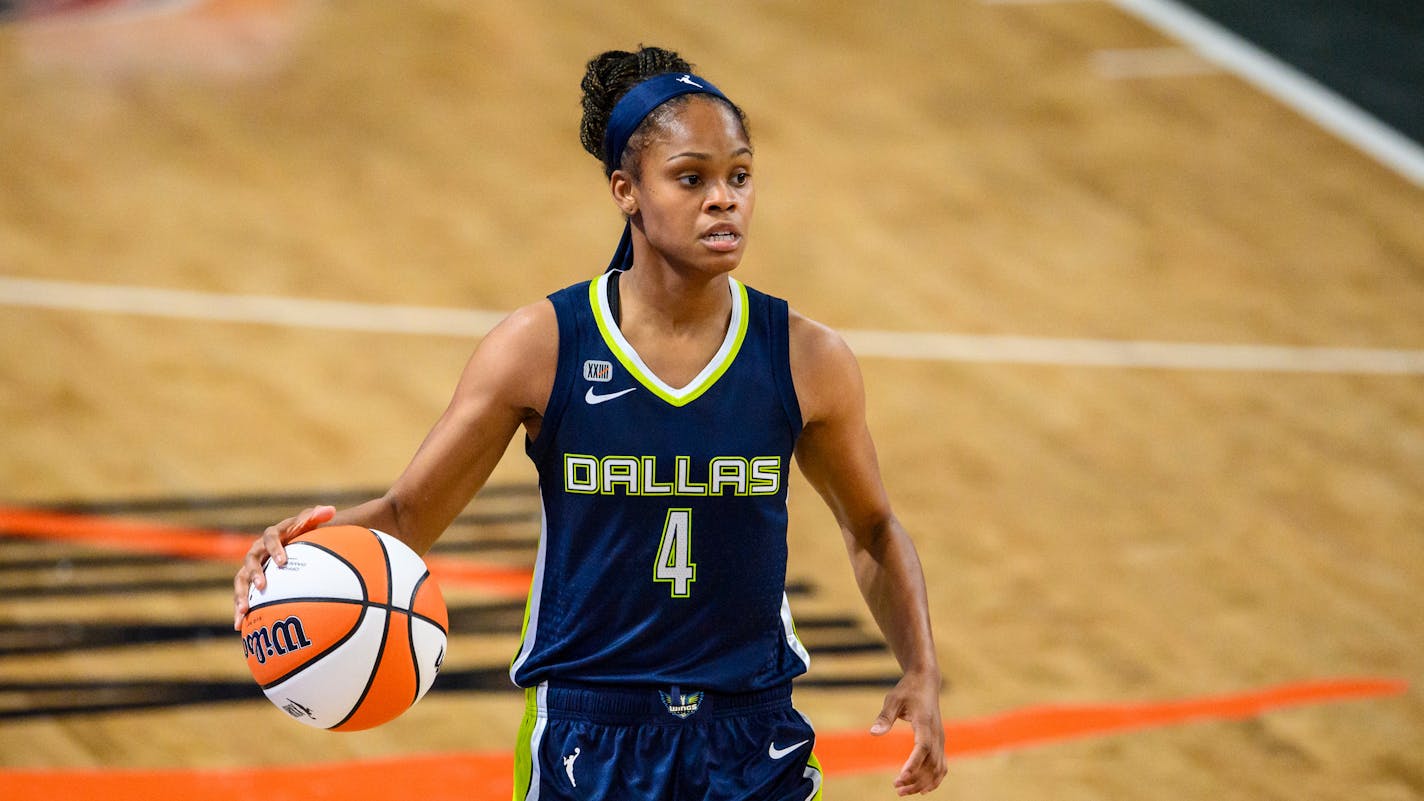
top-left (509, 273), bottom-right (812, 692)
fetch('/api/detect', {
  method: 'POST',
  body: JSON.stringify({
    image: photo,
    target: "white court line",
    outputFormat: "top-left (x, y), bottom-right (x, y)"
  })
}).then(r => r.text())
top-left (4, 276), bottom-right (1424, 376)
top-left (1094, 47), bottom-right (1222, 79)
top-left (0, 275), bottom-right (506, 338)
top-left (842, 329), bottom-right (1424, 375)
top-left (1106, 0), bottom-right (1424, 187)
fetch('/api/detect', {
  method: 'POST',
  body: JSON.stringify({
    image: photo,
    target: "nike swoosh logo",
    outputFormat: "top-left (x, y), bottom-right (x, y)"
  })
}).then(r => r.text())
top-left (768, 739), bottom-right (809, 760)
top-left (584, 386), bottom-right (637, 405)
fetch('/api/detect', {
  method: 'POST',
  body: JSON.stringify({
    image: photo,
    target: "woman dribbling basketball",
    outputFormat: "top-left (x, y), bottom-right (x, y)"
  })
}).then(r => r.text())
top-left (234, 45), bottom-right (947, 798)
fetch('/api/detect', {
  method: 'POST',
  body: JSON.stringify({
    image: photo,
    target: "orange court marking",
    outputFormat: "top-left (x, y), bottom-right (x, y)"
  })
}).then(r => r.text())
top-left (815, 676), bottom-right (1407, 771)
top-left (0, 678), bottom-right (1405, 801)
top-left (0, 506), bottom-right (532, 598)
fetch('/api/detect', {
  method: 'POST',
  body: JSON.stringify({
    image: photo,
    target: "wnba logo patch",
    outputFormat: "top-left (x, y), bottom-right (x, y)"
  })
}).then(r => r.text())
top-left (583, 360), bottom-right (613, 382)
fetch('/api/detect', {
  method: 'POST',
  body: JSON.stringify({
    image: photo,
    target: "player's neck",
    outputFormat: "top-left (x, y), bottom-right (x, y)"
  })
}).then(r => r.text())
top-left (617, 260), bottom-right (733, 336)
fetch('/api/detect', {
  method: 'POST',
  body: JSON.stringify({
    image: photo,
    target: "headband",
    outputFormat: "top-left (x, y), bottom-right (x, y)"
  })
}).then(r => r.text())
top-left (601, 72), bottom-right (730, 272)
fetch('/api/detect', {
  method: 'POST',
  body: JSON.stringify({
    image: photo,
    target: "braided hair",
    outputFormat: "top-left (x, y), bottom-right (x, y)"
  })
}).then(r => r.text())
top-left (579, 45), bottom-right (749, 178)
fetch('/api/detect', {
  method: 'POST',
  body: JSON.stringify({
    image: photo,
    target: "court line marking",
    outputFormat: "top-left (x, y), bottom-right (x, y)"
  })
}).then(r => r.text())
top-left (0, 506), bottom-right (533, 598)
top-left (979, 0), bottom-right (1100, 5)
top-left (1106, 0), bottom-right (1424, 187)
top-left (5, 276), bottom-right (1423, 375)
top-left (0, 677), bottom-right (1406, 800)
top-left (840, 329), bottom-right (1424, 375)
top-left (1094, 47), bottom-right (1222, 79)
top-left (0, 275), bottom-right (509, 337)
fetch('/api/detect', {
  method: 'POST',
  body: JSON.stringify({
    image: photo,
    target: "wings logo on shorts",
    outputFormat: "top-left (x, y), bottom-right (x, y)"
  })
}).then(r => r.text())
top-left (659, 689), bottom-right (704, 718)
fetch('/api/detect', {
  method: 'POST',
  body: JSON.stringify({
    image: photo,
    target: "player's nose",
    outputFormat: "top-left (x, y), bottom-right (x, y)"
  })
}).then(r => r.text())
top-left (704, 180), bottom-right (736, 211)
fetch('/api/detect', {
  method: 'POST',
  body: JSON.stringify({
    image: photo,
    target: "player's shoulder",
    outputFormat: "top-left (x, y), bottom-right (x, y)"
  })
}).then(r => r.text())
top-left (465, 298), bottom-right (558, 387)
top-left (787, 307), bottom-right (856, 369)
top-left (485, 298), bottom-right (558, 348)
top-left (786, 307), bottom-right (863, 425)
top-left (453, 298), bottom-right (558, 416)
top-left (481, 274), bottom-right (601, 363)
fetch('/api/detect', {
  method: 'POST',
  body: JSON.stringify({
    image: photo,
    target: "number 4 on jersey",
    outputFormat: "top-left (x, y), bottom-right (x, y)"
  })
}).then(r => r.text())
top-left (654, 509), bottom-right (697, 598)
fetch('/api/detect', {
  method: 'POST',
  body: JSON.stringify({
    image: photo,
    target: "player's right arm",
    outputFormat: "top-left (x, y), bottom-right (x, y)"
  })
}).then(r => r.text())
top-left (232, 299), bottom-right (558, 630)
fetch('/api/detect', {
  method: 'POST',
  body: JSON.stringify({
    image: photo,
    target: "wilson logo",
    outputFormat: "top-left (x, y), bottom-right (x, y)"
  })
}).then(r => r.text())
top-left (583, 360), bottom-right (613, 382)
top-left (243, 616), bottom-right (314, 665)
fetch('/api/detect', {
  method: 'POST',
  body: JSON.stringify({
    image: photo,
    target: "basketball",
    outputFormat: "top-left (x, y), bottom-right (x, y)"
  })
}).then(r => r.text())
top-left (240, 525), bottom-right (449, 731)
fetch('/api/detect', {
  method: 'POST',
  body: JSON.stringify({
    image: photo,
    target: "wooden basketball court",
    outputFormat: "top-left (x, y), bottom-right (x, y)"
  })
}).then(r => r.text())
top-left (1, 1), bottom-right (1421, 798)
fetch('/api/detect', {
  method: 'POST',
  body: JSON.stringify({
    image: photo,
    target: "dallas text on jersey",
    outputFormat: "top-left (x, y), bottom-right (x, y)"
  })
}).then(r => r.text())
top-left (563, 455), bottom-right (782, 496)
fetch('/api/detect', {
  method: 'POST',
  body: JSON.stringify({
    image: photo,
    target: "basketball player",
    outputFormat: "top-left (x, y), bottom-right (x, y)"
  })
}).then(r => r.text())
top-left (234, 46), bottom-right (946, 798)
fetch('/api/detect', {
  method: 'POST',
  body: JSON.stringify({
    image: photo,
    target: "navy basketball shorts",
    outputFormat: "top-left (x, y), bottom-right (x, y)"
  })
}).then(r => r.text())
top-left (512, 682), bottom-right (823, 800)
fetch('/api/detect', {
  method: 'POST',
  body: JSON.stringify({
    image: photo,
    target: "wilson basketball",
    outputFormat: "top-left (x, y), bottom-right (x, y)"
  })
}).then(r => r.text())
top-left (240, 525), bottom-right (448, 731)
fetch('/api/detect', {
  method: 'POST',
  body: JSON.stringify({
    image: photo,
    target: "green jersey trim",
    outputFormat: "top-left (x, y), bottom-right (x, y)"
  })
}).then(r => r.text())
top-left (588, 273), bottom-right (750, 408)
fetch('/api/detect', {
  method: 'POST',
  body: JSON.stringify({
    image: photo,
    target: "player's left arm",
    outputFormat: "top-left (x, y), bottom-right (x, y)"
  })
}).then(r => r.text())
top-left (789, 311), bottom-right (947, 796)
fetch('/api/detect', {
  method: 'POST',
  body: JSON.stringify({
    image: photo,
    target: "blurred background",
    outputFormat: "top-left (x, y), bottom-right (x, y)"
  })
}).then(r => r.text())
top-left (1, 1), bottom-right (1421, 799)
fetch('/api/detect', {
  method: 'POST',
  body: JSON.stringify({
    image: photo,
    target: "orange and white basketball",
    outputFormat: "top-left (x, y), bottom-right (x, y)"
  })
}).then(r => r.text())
top-left (240, 525), bottom-right (448, 731)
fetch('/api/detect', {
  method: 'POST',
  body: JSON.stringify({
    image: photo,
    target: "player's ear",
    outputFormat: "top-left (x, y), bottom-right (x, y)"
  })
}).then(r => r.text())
top-left (610, 170), bottom-right (638, 217)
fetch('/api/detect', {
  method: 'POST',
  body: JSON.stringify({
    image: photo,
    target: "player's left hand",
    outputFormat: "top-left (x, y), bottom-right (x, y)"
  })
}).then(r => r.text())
top-left (871, 667), bottom-right (947, 795)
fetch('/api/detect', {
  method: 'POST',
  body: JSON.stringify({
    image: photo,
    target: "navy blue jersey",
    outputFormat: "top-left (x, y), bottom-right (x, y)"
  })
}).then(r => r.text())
top-left (510, 273), bottom-right (810, 692)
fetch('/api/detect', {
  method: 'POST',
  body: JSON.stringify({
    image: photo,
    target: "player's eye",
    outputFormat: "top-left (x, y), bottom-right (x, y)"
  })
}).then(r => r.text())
top-left (731, 171), bottom-right (750, 187)
top-left (679, 174), bottom-right (702, 187)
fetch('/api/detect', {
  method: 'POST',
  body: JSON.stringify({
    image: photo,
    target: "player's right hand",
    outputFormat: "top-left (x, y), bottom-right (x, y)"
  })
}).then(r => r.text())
top-left (232, 505), bottom-right (335, 630)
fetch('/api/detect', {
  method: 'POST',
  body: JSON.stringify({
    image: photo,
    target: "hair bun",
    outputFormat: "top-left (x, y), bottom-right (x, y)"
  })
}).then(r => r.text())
top-left (579, 46), bottom-right (694, 163)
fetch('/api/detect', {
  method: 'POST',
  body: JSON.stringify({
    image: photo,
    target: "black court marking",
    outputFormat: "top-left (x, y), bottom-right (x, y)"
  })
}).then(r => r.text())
top-left (1, 620), bottom-right (238, 656)
top-left (0, 552), bottom-right (174, 572)
top-left (0, 679), bottom-right (274, 720)
top-left (0, 487), bottom-right (900, 720)
top-left (0, 669), bottom-right (911, 722)
top-left (0, 611), bottom-right (869, 657)
top-left (2, 575), bottom-right (231, 597)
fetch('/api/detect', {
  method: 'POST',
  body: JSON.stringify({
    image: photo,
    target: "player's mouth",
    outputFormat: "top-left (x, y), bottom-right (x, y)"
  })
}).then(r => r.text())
top-left (700, 224), bottom-right (742, 252)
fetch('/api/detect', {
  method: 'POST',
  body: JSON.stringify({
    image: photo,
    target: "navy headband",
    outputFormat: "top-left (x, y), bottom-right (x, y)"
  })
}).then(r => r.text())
top-left (602, 72), bottom-right (729, 171)
top-left (601, 72), bottom-right (731, 272)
